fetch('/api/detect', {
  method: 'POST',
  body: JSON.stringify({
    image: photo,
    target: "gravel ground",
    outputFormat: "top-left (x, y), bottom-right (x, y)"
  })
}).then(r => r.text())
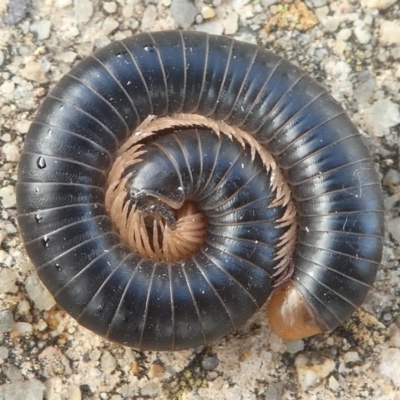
top-left (1, 0), bottom-right (400, 399)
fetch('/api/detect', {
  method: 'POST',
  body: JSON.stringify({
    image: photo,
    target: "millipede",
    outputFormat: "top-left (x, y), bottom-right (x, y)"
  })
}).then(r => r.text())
top-left (16, 30), bottom-right (385, 351)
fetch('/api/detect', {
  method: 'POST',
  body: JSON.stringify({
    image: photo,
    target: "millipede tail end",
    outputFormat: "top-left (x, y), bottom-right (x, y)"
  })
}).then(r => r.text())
top-left (268, 281), bottom-right (325, 341)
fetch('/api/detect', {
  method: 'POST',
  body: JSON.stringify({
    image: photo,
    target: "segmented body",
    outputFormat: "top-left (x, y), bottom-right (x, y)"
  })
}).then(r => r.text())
top-left (16, 30), bottom-right (384, 350)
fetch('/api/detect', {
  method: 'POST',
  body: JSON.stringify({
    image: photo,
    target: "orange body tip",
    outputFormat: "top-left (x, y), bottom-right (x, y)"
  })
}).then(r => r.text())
top-left (267, 281), bottom-right (322, 341)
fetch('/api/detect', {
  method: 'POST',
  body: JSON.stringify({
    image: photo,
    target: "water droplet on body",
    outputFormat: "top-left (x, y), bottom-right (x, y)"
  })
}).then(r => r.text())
top-left (36, 156), bottom-right (46, 169)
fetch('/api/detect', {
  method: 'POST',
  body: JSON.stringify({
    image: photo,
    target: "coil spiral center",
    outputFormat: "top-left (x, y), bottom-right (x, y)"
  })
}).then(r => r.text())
top-left (105, 114), bottom-right (297, 279)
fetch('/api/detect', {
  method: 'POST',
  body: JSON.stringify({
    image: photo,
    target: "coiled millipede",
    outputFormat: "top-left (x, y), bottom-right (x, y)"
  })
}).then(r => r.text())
top-left (16, 30), bottom-right (385, 351)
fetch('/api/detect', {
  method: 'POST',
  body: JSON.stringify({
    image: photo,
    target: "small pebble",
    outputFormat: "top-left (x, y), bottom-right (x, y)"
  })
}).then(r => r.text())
top-left (344, 351), bottom-right (360, 363)
top-left (74, 0), bottom-right (94, 23)
top-left (328, 375), bottom-right (340, 391)
top-left (354, 25), bottom-right (372, 44)
top-left (170, 0), bottom-right (197, 28)
top-left (0, 268), bottom-right (18, 294)
top-left (30, 20), bottom-right (52, 40)
top-left (366, 99), bottom-right (400, 137)
top-left (0, 185), bottom-right (16, 208)
top-left (354, 78), bottom-right (375, 104)
top-left (286, 340), bottom-right (305, 354)
top-left (363, 0), bottom-right (399, 9)
top-left (101, 351), bottom-right (117, 373)
top-left (68, 385), bottom-right (82, 400)
top-left (388, 217), bottom-right (400, 244)
top-left (2, 143), bottom-right (20, 162)
top-left (0, 380), bottom-right (45, 400)
top-left (102, 16), bottom-right (119, 35)
top-left (0, 310), bottom-right (14, 333)
top-left (322, 16), bottom-right (340, 33)
top-left (15, 321), bottom-right (33, 334)
top-left (223, 12), bottom-right (239, 35)
top-left (25, 273), bottom-right (57, 311)
top-left (380, 20), bottom-right (400, 45)
top-left (103, 2), bottom-right (117, 13)
top-left (3, 0), bottom-right (31, 26)
top-left (141, 5), bottom-right (158, 31)
top-left (0, 346), bottom-right (9, 360)
top-left (89, 349), bottom-right (102, 361)
top-left (380, 348), bottom-right (400, 386)
top-left (148, 362), bottom-right (165, 378)
top-left (58, 51), bottom-right (78, 64)
top-left (337, 28), bottom-right (352, 41)
top-left (20, 62), bottom-right (47, 83)
top-left (201, 6), bottom-right (216, 19)
top-left (122, 4), bottom-right (133, 18)
top-left (195, 21), bottom-right (224, 35)
top-left (140, 382), bottom-right (159, 396)
top-left (56, 0), bottom-right (73, 8)
top-left (202, 356), bottom-right (219, 370)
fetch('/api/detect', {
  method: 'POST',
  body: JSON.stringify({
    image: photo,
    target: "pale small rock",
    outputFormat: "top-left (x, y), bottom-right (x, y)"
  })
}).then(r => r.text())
top-left (103, 1), bottom-right (117, 13)
top-left (101, 351), bottom-right (117, 373)
top-left (354, 26), bottom-right (372, 44)
top-left (380, 347), bottom-right (400, 386)
top-left (362, 0), bottom-right (399, 9)
top-left (230, 0), bottom-right (251, 9)
top-left (170, 0), bottom-right (197, 28)
top-left (0, 379), bottom-right (45, 400)
top-left (15, 322), bottom-right (33, 334)
top-left (56, 0), bottom-right (73, 8)
top-left (25, 273), bottom-right (57, 311)
top-left (102, 17), bottom-right (119, 35)
top-left (235, 31), bottom-right (257, 44)
top-left (38, 346), bottom-right (72, 377)
top-left (141, 382), bottom-right (159, 396)
top-left (0, 250), bottom-right (7, 264)
top-left (296, 357), bottom-right (336, 391)
top-left (380, 20), bottom-right (400, 45)
top-left (18, 300), bottom-right (31, 315)
top-left (2, 143), bottom-right (20, 162)
top-left (122, 4), bottom-right (133, 18)
top-left (89, 349), bottom-right (102, 361)
top-left (344, 351), bottom-right (360, 363)
top-left (354, 78), bottom-right (375, 104)
top-left (0, 268), bottom-right (18, 294)
top-left (1, 80), bottom-right (15, 94)
top-left (366, 99), bottom-right (400, 137)
top-left (0, 346), bottom-right (9, 360)
top-left (141, 5), bottom-right (157, 31)
top-left (286, 340), bottom-right (305, 354)
top-left (68, 385), bottom-right (82, 400)
top-left (223, 12), bottom-right (239, 35)
top-left (337, 28), bottom-right (352, 41)
top-left (201, 6), bottom-right (216, 19)
top-left (16, 120), bottom-right (31, 134)
top-left (0, 185), bottom-right (16, 208)
top-left (0, 51), bottom-right (4, 66)
top-left (322, 16), bottom-right (340, 32)
top-left (328, 375), bottom-right (340, 391)
top-left (387, 217), bottom-right (400, 244)
top-left (195, 21), bottom-right (224, 35)
top-left (74, 0), bottom-right (93, 23)
top-left (0, 230), bottom-right (6, 246)
top-left (30, 20), bottom-right (52, 40)
top-left (0, 310), bottom-right (14, 333)
top-left (20, 62), bottom-right (47, 83)
top-left (58, 51), bottom-right (78, 64)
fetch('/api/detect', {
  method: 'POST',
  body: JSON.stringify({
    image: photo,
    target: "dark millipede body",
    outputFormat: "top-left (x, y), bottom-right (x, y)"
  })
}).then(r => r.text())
top-left (16, 30), bottom-right (385, 350)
